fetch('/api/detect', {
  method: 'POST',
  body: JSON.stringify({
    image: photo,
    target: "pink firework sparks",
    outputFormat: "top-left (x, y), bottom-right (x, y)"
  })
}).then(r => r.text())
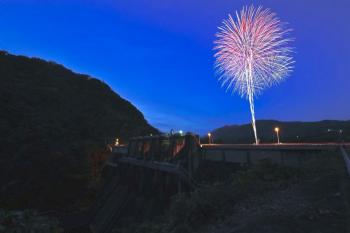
top-left (214, 5), bottom-right (294, 144)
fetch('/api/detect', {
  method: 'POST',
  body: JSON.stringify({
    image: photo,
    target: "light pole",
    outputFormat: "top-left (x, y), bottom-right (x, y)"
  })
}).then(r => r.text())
top-left (327, 128), bottom-right (344, 142)
top-left (274, 127), bottom-right (280, 144)
top-left (339, 129), bottom-right (343, 143)
top-left (208, 133), bottom-right (212, 144)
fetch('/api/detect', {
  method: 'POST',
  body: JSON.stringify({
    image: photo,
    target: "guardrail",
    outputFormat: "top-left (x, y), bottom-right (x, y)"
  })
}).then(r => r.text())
top-left (107, 157), bottom-right (198, 189)
top-left (340, 146), bottom-right (350, 177)
top-left (201, 143), bottom-right (345, 151)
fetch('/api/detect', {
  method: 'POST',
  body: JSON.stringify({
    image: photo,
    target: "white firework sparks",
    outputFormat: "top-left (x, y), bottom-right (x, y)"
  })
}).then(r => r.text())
top-left (214, 5), bottom-right (294, 144)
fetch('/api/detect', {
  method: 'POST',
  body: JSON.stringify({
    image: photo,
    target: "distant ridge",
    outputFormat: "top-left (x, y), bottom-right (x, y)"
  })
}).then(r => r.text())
top-left (210, 120), bottom-right (350, 144)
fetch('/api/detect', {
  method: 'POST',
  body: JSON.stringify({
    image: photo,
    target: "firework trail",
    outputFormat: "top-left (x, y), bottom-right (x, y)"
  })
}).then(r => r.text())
top-left (214, 5), bottom-right (294, 144)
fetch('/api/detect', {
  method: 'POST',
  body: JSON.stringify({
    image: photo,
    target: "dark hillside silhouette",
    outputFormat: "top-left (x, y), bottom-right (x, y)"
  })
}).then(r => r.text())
top-left (0, 51), bottom-right (158, 210)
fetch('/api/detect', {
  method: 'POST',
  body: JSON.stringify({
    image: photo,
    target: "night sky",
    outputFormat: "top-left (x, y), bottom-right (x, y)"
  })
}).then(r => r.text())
top-left (1, 0), bottom-right (349, 134)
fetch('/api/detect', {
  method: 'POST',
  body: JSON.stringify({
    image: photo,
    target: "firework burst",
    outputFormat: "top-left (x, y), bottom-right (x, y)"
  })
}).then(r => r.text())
top-left (214, 5), bottom-right (294, 144)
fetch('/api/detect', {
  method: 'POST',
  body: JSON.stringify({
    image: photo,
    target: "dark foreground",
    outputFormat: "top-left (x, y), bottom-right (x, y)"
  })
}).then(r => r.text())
top-left (111, 154), bottom-right (350, 233)
top-left (1, 152), bottom-right (349, 233)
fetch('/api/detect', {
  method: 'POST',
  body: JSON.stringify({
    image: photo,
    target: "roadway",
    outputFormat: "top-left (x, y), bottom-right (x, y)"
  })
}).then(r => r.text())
top-left (201, 142), bottom-right (350, 151)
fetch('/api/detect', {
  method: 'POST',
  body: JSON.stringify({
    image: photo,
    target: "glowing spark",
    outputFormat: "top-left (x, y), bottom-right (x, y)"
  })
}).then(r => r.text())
top-left (214, 5), bottom-right (294, 144)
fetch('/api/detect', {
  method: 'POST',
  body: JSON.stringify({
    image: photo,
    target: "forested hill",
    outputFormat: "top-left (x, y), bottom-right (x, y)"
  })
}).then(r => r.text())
top-left (0, 51), bottom-right (158, 209)
top-left (210, 120), bottom-right (350, 144)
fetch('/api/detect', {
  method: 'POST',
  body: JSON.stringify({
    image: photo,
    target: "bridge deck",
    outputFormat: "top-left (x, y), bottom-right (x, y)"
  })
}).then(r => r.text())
top-left (201, 143), bottom-right (350, 151)
top-left (107, 157), bottom-right (197, 188)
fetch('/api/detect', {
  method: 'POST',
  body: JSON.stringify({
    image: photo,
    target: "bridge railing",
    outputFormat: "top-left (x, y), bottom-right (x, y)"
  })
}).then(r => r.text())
top-left (200, 144), bottom-right (340, 167)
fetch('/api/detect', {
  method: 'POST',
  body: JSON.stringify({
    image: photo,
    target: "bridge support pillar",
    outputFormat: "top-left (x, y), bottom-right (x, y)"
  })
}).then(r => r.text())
top-left (177, 179), bottom-right (182, 194)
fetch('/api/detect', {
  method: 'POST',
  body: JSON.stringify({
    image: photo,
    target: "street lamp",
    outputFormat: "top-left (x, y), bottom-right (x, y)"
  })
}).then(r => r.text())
top-left (339, 129), bottom-right (343, 142)
top-left (115, 138), bottom-right (119, 146)
top-left (179, 130), bottom-right (183, 135)
top-left (208, 133), bottom-right (212, 144)
top-left (327, 128), bottom-right (344, 142)
top-left (274, 127), bottom-right (280, 144)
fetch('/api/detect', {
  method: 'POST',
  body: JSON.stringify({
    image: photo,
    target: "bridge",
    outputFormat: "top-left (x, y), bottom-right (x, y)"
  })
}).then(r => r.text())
top-left (201, 142), bottom-right (349, 165)
top-left (85, 134), bottom-right (350, 233)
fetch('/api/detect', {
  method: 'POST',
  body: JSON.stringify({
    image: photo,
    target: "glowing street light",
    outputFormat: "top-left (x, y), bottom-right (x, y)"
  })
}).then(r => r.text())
top-left (115, 138), bottom-right (119, 146)
top-left (208, 133), bottom-right (212, 144)
top-left (274, 127), bottom-right (280, 144)
top-left (179, 130), bottom-right (183, 135)
top-left (327, 128), bottom-right (344, 142)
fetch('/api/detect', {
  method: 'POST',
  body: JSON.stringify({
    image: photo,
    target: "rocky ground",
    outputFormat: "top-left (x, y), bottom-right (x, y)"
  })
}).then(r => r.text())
top-left (0, 209), bottom-right (63, 233)
top-left (200, 158), bottom-right (350, 233)
top-left (112, 154), bottom-right (350, 233)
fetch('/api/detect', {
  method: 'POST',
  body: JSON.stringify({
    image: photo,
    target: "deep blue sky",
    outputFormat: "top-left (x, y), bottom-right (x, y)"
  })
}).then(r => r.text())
top-left (1, 0), bottom-right (349, 134)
